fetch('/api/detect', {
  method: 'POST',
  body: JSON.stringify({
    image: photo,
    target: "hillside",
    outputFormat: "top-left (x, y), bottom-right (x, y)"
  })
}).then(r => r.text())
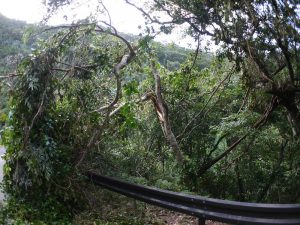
top-left (0, 14), bottom-right (29, 114)
top-left (0, 14), bottom-right (212, 113)
top-left (1, 3), bottom-right (300, 224)
top-left (0, 13), bottom-right (29, 73)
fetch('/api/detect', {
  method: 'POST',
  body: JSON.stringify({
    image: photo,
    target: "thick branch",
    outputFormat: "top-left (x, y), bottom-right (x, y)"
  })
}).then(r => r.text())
top-left (244, 42), bottom-right (274, 83)
top-left (72, 25), bottom-right (136, 167)
top-left (95, 53), bottom-right (134, 113)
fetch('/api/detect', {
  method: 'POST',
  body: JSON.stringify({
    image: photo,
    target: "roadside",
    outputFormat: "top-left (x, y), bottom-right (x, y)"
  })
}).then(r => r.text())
top-left (75, 187), bottom-right (229, 225)
top-left (0, 146), bottom-right (5, 202)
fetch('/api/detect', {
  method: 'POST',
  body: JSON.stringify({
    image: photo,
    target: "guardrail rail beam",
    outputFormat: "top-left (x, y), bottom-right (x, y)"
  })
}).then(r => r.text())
top-left (86, 171), bottom-right (300, 225)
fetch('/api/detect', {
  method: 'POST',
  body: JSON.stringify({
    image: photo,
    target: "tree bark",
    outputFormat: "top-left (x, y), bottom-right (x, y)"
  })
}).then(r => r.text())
top-left (273, 88), bottom-right (300, 138)
top-left (282, 100), bottom-right (300, 138)
top-left (150, 62), bottom-right (184, 164)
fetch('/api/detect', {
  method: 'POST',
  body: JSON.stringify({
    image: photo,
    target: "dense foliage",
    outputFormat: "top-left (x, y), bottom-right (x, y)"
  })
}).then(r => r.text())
top-left (0, 0), bottom-right (299, 224)
top-left (145, 0), bottom-right (300, 136)
top-left (0, 14), bottom-right (27, 124)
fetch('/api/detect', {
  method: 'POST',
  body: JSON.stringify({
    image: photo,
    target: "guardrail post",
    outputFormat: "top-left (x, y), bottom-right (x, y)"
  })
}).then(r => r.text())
top-left (198, 218), bottom-right (205, 225)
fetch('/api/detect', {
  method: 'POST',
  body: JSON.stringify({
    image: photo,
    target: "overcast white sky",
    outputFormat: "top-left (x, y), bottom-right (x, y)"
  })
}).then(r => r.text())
top-left (0, 0), bottom-right (212, 49)
top-left (0, 0), bottom-right (42, 22)
top-left (0, 0), bottom-right (144, 31)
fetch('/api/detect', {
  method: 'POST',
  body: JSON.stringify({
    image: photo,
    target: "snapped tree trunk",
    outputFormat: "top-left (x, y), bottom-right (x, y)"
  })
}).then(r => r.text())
top-left (149, 61), bottom-right (184, 164)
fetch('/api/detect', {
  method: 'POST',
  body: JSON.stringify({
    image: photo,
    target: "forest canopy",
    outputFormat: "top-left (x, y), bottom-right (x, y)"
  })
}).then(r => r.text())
top-left (0, 0), bottom-right (299, 224)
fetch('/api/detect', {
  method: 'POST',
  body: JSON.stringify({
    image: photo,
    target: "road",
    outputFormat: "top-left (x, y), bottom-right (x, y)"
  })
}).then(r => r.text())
top-left (0, 146), bottom-right (5, 202)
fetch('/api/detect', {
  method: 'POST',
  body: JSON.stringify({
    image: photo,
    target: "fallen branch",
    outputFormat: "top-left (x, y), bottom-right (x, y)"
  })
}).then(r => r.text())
top-left (74, 25), bottom-right (136, 167)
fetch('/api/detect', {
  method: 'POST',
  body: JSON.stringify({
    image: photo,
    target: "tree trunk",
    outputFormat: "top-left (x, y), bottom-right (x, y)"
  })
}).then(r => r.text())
top-left (279, 94), bottom-right (300, 138)
top-left (162, 119), bottom-right (184, 163)
top-left (150, 61), bottom-right (184, 164)
top-left (284, 102), bottom-right (300, 138)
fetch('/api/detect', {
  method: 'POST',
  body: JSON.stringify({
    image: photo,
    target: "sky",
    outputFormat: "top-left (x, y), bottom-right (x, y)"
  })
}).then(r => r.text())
top-left (0, 0), bottom-right (208, 49)
top-left (0, 0), bottom-right (144, 31)
top-left (0, 0), bottom-right (44, 23)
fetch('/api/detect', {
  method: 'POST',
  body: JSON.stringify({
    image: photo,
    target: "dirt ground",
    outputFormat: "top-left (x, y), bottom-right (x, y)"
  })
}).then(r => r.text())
top-left (77, 187), bottom-right (230, 225)
top-left (143, 204), bottom-right (229, 225)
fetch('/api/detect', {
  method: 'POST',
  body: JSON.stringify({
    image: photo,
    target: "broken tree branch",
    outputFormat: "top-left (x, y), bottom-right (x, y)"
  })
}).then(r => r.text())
top-left (150, 60), bottom-right (184, 164)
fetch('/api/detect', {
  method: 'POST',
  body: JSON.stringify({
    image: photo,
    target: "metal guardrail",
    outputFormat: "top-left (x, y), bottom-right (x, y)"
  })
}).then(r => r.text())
top-left (86, 171), bottom-right (300, 225)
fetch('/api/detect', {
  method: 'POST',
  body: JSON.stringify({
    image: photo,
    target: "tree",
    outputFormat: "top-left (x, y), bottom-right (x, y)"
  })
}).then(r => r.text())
top-left (136, 0), bottom-right (300, 137)
top-left (2, 2), bottom-right (300, 224)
